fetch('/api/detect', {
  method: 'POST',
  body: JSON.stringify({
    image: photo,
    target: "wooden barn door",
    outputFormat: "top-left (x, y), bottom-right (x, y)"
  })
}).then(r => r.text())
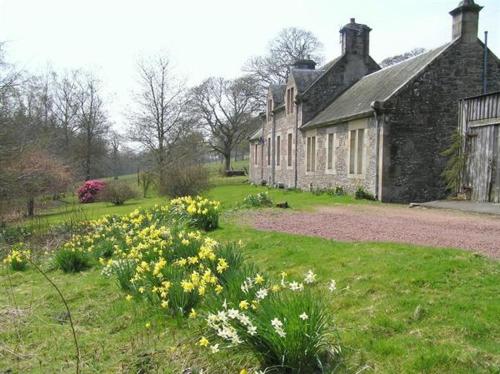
top-left (490, 125), bottom-right (500, 203)
top-left (466, 124), bottom-right (498, 202)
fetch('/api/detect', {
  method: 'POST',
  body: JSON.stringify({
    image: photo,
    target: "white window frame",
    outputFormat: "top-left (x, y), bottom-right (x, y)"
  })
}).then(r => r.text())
top-left (287, 131), bottom-right (293, 169)
top-left (325, 132), bottom-right (336, 174)
top-left (348, 125), bottom-right (366, 177)
top-left (305, 132), bottom-right (317, 174)
top-left (275, 133), bottom-right (281, 169)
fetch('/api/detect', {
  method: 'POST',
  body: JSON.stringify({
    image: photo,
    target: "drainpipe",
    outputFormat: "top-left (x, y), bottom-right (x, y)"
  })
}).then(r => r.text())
top-left (271, 111), bottom-right (276, 186)
top-left (260, 115), bottom-right (265, 182)
top-left (483, 31), bottom-right (488, 94)
top-left (371, 100), bottom-right (384, 201)
top-left (294, 100), bottom-right (299, 188)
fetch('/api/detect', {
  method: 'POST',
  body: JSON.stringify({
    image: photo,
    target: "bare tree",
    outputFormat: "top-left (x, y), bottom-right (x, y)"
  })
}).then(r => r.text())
top-left (191, 75), bottom-right (261, 171)
top-left (109, 130), bottom-right (121, 179)
top-left (128, 55), bottom-right (188, 193)
top-left (53, 71), bottom-right (80, 156)
top-left (243, 27), bottom-right (324, 90)
top-left (380, 48), bottom-right (427, 68)
top-left (75, 73), bottom-right (109, 180)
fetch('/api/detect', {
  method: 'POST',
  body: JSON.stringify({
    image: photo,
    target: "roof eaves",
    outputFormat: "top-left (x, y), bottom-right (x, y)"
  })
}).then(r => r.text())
top-left (301, 110), bottom-right (373, 130)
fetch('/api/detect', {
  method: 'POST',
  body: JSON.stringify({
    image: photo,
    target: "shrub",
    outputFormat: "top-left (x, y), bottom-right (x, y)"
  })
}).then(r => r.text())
top-left (169, 196), bottom-right (220, 231)
top-left (0, 225), bottom-right (32, 245)
top-left (162, 164), bottom-right (209, 198)
top-left (200, 270), bottom-right (340, 371)
top-left (2, 243), bottom-right (30, 271)
top-left (98, 181), bottom-right (137, 205)
top-left (355, 186), bottom-right (376, 201)
top-left (77, 180), bottom-right (106, 203)
top-left (243, 192), bottom-right (273, 208)
top-left (54, 247), bottom-right (92, 273)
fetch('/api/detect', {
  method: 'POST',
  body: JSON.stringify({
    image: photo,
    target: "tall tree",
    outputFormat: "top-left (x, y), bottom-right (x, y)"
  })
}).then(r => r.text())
top-left (191, 75), bottom-right (261, 170)
top-left (53, 70), bottom-right (80, 158)
top-left (243, 27), bottom-right (323, 90)
top-left (128, 55), bottom-right (188, 194)
top-left (75, 73), bottom-right (109, 180)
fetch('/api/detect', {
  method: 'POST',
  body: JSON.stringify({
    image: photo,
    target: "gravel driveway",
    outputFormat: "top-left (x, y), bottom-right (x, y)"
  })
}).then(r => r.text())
top-left (251, 205), bottom-right (500, 258)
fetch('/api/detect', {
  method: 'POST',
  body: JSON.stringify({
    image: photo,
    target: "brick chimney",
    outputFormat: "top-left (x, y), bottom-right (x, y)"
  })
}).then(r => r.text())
top-left (340, 18), bottom-right (371, 57)
top-left (450, 0), bottom-right (483, 43)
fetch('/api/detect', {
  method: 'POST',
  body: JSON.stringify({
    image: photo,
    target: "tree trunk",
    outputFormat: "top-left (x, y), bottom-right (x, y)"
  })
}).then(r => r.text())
top-left (224, 153), bottom-right (231, 171)
top-left (27, 197), bottom-right (34, 217)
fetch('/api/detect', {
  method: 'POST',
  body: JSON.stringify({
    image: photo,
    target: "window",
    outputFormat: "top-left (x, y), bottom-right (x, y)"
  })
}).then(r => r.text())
top-left (349, 129), bottom-right (365, 174)
top-left (286, 87), bottom-right (295, 114)
top-left (267, 137), bottom-right (271, 166)
top-left (287, 133), bottom-right (293, 167)
top-left (254, 144), bottom-right (258, 165)
top-left (276, 135), bottom-right (281, 166)
top-left (306, 136), bottom-right (316, 172)
top-left (267, 99), bottom-right (273, 120)
top-left (327, 133), bottom-right (335, 171)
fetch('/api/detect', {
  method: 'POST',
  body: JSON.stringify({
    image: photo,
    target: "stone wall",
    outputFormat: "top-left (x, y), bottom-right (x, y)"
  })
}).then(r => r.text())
top-left (295, 117), bottom-right (378, 195)
top-left (301, 54), bottom-right (379, 124)
top-left (381, 39), bottom-right (500, 203)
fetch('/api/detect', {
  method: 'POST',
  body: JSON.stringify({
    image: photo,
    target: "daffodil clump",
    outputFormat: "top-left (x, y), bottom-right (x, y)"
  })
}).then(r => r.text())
top-left (56, 201), bottom-right (235, 315)
top-left (243, 192), bottom-right (273, 208)
top-left (198, 269), bottom-right (341, 372)
top-left (169, 196), bottom-right (220, 231)
top-left (2, 243), bottom-right (30, 271)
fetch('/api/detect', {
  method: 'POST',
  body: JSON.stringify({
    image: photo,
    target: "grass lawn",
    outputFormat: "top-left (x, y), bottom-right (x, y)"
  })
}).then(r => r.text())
top-left (1, 175), bottom-right (499, 373)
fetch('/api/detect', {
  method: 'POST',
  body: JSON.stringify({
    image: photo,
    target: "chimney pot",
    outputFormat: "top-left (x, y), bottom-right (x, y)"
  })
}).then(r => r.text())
top-left (340, 19), bottom-right (371, 56)
top-left (449, 0), bottom-right (483, 42)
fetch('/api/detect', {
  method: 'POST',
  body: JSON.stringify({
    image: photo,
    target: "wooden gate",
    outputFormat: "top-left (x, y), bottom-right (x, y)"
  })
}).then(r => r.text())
top-left (459, 92), bottom-right (500, 202)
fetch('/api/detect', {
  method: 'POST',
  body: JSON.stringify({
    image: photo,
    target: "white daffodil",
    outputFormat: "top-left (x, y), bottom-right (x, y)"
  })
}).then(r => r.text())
top-left (304, 270), bottom-right (317, 284)
top-left (328, 279), bottom-right (337, 292)
top-left (256, 288), bottom-right (269, 300)
top-left (299, 312), bottom-right (309, 320)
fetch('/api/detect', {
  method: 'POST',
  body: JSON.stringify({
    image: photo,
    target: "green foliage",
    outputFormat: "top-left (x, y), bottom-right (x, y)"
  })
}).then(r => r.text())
top-left (2, 243), bottom-right (30, 271)
top-left (0, 225), bottom-right (32, 245)
top-left (441, 131), bottom-right (466, 193)
top-left (354, 186), bottom-right (376, 201)
top-left (201, 271), bottom-right (340, 372)
top-left (247, 289), bottom-right (338, 371)
top-left (243, 192), bottom-right (273, 207)
top-left (312, 186), bottom-right (346, 197)
top-left (54, 248), bottom-right (92, 273)
top-left (98, 180), bottom-right (138, 205)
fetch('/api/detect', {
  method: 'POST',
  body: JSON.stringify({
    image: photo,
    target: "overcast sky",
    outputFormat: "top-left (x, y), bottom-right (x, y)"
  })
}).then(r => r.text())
top-left (1, 0), bottom-right (499, 132)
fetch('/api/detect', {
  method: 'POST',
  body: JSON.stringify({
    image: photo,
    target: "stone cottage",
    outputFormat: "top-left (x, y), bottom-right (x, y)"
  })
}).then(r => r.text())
top-left (249, 0), bottom-right (500, 202)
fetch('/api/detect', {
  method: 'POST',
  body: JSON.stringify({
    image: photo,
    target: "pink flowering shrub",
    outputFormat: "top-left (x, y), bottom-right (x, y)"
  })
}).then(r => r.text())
top-left (77, 180), bottom-right (106, 203)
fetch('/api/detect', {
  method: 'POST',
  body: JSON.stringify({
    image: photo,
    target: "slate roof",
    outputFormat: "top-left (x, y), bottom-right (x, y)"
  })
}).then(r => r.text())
top-left (302, 42), bottom-right (452, 129)
top-left (269, 85), bottom-right (286, 105)
top-left (249, 128), bottom-right (263, 142)
top-left (291, 68), bottom-right (323, 92)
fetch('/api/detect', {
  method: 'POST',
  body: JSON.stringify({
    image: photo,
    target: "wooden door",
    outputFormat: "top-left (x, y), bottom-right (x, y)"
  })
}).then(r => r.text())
top-left (490, 125), bottom-right (500, 203)
top-left (465, 124), bottom-right (497, 202)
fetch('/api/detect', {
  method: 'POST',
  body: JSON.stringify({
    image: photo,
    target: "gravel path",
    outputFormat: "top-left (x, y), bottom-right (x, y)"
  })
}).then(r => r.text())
top-left (251, 205), bottom-right (500, 258)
